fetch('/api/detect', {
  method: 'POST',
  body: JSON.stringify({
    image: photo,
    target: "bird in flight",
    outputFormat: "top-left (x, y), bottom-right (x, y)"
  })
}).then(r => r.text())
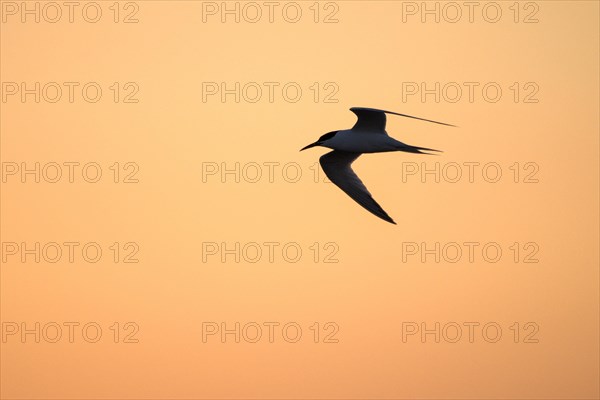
top-left (300, 107), bottom-right (454, 224)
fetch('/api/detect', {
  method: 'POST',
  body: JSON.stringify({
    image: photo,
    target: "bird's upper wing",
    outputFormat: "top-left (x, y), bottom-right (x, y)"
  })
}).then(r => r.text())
top-left (350, 107), bottom-right (455, 133)
top-left (320, 150), bottom-right (396, 224)
top-left (350, 108), bottom-right (389, 133)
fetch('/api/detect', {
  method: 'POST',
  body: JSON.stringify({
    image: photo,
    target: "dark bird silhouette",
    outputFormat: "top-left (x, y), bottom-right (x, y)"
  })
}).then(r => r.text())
top-left (300, 107), bottom-right (454, 224)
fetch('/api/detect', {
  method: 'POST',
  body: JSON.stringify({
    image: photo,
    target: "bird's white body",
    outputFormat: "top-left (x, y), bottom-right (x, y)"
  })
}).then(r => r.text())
top-left (322, 129), bottom-right (405, 153)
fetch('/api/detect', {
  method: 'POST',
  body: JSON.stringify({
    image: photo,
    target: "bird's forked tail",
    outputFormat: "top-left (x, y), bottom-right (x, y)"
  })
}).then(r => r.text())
top-left (397, 144), bottom-right (442, 155)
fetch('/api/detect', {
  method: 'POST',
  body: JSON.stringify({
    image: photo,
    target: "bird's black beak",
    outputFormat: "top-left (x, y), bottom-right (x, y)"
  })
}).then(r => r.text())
top-left (300, 141), bottom-right (319, 151)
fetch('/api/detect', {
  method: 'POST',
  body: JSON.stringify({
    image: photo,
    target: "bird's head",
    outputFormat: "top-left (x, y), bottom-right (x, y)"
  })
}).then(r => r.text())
top-left (300, 131), bottom-right (338, 151)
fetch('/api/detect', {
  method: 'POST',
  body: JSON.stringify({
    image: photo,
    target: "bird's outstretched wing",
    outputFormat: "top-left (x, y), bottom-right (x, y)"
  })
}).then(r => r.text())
top-left (320, 150), bottom-right (396, 224)
top-left (350, 107), bottom-right (455, 132)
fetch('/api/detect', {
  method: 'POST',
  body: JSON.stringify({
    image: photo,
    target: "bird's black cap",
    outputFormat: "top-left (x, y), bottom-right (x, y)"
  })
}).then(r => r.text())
top-left (318, 131), bottom-right (338, 142)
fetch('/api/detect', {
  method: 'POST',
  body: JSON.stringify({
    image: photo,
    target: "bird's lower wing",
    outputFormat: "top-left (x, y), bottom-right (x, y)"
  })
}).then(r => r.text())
top-left (319, 150), bottom-right (396, 224)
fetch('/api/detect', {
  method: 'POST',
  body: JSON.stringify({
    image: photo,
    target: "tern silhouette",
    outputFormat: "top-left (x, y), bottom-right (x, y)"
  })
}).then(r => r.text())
top-left (300, 107), bottom-right (454, 224)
